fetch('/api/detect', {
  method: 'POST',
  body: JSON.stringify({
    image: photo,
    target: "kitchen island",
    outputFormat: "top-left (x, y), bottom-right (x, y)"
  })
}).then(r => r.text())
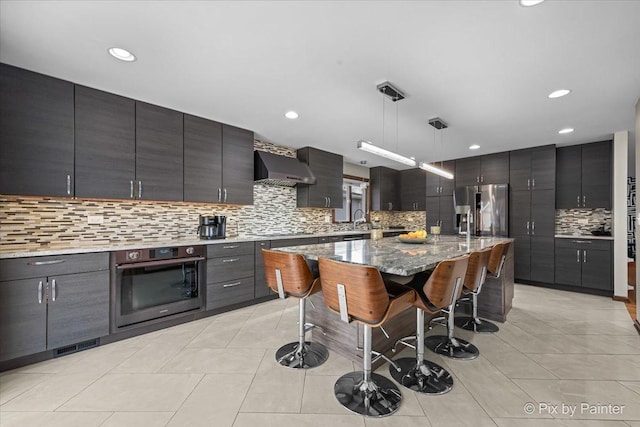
top-left (273, 235), bottom-right (514, 366)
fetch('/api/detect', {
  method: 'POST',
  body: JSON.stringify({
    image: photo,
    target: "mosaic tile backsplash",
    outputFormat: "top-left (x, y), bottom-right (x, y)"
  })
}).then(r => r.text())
top-left (555, 208), bottom-right (612, 235)
top-left (0, 140), bottom-right (425, 252)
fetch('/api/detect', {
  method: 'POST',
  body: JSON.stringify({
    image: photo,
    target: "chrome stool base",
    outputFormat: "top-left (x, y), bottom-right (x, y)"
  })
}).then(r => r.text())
top-left (425, 335), bottom-right (479, 360)
top-left (454, 316), bottom-right (499, 333)
top-left (334, 371), bottom-right (402, 417)
top-left (389, 358), bottom-right (453, 395)
top-left (275, 341), bottom-right (329, 369)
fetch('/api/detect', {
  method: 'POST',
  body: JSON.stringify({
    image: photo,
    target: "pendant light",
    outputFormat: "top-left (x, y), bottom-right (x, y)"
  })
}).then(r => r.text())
top-left (419, 118), bottom-right (454, 179)
top-left (357, 82), bottom-right (416, 167)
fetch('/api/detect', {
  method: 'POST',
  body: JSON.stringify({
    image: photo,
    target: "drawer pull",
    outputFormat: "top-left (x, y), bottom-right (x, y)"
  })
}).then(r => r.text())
top-left (223, 282), bottom-right (242, 288)
top-left (27, 260), bottom-right (65, 266)
top-left (223, 245), bottom-right (239, 249)
top-left (222, 258), bottom-right (239, 263)
top-left (570, 240), bottom-right (592, 244)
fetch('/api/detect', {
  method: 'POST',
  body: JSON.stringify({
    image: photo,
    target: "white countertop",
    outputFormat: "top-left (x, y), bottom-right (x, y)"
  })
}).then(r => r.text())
top-left (0, 229), bottom-right (407, 259)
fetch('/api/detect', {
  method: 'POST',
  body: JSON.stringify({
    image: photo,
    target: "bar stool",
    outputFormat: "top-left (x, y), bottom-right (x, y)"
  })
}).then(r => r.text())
top-left (423, 254), bottom-right (480, 360)
top-left (390, 259), bottom-right (467, 394)
top-left (454, 247), bottom-right (496, 333)
top-left (317, 257), bottom-right (416, 417)
top-left (262, 249), bottom-right (329, 369)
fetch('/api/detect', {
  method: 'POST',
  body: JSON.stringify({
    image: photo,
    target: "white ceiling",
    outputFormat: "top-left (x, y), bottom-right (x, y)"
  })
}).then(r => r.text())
top-left (1, 1), bottom-right (639, 170)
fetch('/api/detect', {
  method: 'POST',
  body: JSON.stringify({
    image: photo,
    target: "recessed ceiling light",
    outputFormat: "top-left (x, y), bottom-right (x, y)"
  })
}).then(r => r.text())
top-left (558, 128), bottom-right (574, 134)
top-left (548, 89), bottom-right (571, 99)
top-left (108, 47), bottom-right (136, 62)
top-left (469, 144), bottom-right (481, 150)
top-left (519, 0), bottom-right (545, 6)
top-left (285, 111), bottom-right (299, 119)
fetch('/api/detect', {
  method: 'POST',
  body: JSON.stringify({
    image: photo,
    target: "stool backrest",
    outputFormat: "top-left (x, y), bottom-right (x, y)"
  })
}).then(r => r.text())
top-left (262, 249), bottom-right (315, 297)
top-left (463, 248), bottom-right (492, 292)
top-left (423, 255), bottom-right (469, 309)
top-left (317, 257), bottom-right (390, 324)
top-left (487, 241), bottom-right (511, 278)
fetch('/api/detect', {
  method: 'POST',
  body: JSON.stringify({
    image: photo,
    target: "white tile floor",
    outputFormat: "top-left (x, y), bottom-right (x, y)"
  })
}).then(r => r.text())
top-left (1, 284), bottom-right (639, 427)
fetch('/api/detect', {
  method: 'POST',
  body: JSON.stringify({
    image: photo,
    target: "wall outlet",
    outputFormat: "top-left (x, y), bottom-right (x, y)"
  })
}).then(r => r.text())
top-left (324, 215), bottom-right (331, 224)
top-left (88, 215), bottom-right (104, 225)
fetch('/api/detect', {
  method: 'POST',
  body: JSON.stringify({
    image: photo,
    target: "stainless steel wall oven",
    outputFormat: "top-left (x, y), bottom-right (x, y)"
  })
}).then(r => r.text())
top-left (111, 245), bottom-right (205, 329)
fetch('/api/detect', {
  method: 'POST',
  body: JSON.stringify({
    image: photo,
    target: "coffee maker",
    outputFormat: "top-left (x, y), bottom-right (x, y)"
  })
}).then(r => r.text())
top-left (198, 215), bottom-right (226, 240)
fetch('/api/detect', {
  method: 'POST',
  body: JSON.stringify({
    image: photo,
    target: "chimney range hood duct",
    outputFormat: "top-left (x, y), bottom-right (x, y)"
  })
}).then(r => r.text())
top-left (254, 150), bottom-right (316, 187)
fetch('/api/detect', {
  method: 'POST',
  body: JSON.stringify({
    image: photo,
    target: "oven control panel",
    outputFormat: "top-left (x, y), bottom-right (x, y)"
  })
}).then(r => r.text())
top-left (114, 245), bottom-right (205, 265)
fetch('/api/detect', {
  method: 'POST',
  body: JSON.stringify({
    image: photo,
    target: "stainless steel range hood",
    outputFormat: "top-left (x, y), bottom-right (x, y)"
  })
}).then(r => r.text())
top-left (254, 150), bottom-right (316, 187)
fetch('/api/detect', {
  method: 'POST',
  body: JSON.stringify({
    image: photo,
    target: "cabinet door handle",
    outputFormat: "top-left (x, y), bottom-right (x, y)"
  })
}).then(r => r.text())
top-left (576, 250), bottom-right (580, 263)
top-left (481, 176), bottom-right (484, 183)
top-left (218, 188), bottom-right (222, 203)
top-left (577, 196), bottom-right (580, 207)
top-left (66, 175), bottom-right (72, 195)
top-left (476, 176), bottom-right (480, 183)
top-left (583, 250), bottom-right (587, 263)
top-left (130, 180), bottom-right (134, 198)
top-left (222, 258), bottom-right (239, 263)
top-left (531, 221), bottom-right (535, 235)
top-left (532, 178), bottom-right (535, 189)
top-left (526, 221), bottom-right (530, 235)
top-left (583, 196), bottom-right (586, 207)
top-left (223, 188), bottom-right (228, 203)
top-left (38, 280), bottom-right (43, 304)
top-left (27, 259), bottom-right (65, 266)
top-left (223, 282), bottom-right (242, 288)
top-left (527, 179), bottom-right (530, 190)
top-left (51, 279), bottom-right (57, 302)
top-left (328, 196), bottom-right (331, 207)
top-left (138, 181), bottom-right (143, 199)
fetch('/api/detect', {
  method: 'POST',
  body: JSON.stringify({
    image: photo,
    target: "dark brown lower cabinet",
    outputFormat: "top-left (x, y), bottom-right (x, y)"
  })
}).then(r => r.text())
top-left (514, 236), bottom-right (554, 284)
top-left (555, 238), bottom-right (612, 291)
top-left (0, 253), bottom-right (110, 362)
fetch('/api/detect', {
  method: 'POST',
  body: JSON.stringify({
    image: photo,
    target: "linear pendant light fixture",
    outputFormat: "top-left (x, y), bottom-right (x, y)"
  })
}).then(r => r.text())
top-left (357, 140), bottom-right (416, 166)
top-left (419, 118), bottom-right (454, 179)
top-left (357, 82), bottom-right (416, 167)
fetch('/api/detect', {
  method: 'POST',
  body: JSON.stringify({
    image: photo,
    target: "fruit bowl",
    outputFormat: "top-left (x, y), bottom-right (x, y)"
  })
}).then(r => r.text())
top-left (398, 236), bottom-right (430, 244)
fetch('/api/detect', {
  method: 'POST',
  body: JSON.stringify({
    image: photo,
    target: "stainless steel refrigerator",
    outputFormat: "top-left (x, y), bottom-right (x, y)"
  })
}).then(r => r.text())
top-left (454, 184), bottom-right (509, 237)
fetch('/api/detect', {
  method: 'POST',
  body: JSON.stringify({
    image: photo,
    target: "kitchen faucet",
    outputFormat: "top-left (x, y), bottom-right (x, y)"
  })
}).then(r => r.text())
top-left (353, 209), bottom-right (366, 230)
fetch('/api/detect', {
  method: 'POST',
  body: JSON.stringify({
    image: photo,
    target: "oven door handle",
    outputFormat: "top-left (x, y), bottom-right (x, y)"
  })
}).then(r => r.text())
top-left (115, 256), bottom-right (205, 270)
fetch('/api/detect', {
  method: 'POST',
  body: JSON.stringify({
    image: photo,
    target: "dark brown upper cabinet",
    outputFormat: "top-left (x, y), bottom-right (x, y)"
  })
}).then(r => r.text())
top-left (221, 124), bottom-right (254, 205)
top-left (183, 115), bottom-right (223, 203)
top-left (425, 160), bottom-right (455, 196)
top-left (509, 145), bottom-right (556, 191)
top-left (370, 166), bottom-right (399, 211)
top-left (0, 63), bottom-right (74, 197)
top-left (297, 147), bottom-right (343, 208)
top-left (556, 141), bottom-right (611, 209)
top-left (135, 102), bottom-right (184, 202)
top-left (400, 168), bottom-right (426, 211)
top-left (455, 153), bottom-right (509, 186)
top-left (74, 86), bottom-right (136, 199)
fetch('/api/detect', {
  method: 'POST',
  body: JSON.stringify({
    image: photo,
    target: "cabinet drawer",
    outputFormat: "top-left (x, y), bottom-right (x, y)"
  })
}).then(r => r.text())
top-left (555, 238), bottom-right (611, 251)
top-left (207, 254), bottom-right (254, 283)
top-left (319, 236), bottom-right (342, 243)
top-left (207, 241), bottom-right (254, 258)
top-left (206, 277), bottom-right (254, 310)
top-left (270, 237), bottom-right (319, 248)
top-left (0, 252), bottom-right (109, 281)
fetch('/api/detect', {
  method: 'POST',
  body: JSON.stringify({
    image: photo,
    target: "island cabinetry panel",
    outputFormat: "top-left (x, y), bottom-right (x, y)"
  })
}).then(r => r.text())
top-left (74, 86), bottom-right (136, 199)
top-left (425, 160), bottom-right (455, 196)
top-left (400, 168), bottom-right (426, 211)
top-left (0, 63), bottom-right (74, 197)
top-left (556, 141), bottom-right (611, 209)
top-left (555, 238), bottom-right (612, 291)
top-left (206, 242), bottom-right (255, 310)
top-left (297, 147), bottom-right (343, 208)
top-left (370, 166), bottom-right (399, 211)
top-left (254, 240), bottom-right (271, 298)
top-left (0, 253), bottom-right (109, 362)
top-left (135, 102), bottom-right (184, 201)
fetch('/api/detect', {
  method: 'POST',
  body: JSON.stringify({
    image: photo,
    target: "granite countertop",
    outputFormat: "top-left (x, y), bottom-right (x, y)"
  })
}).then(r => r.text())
top-left (273, 235), bottom-right (513, 276)
top-left (0, 229), bottom-right (408, 259)
top-left (554, 234), bottom-right (614, 240)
